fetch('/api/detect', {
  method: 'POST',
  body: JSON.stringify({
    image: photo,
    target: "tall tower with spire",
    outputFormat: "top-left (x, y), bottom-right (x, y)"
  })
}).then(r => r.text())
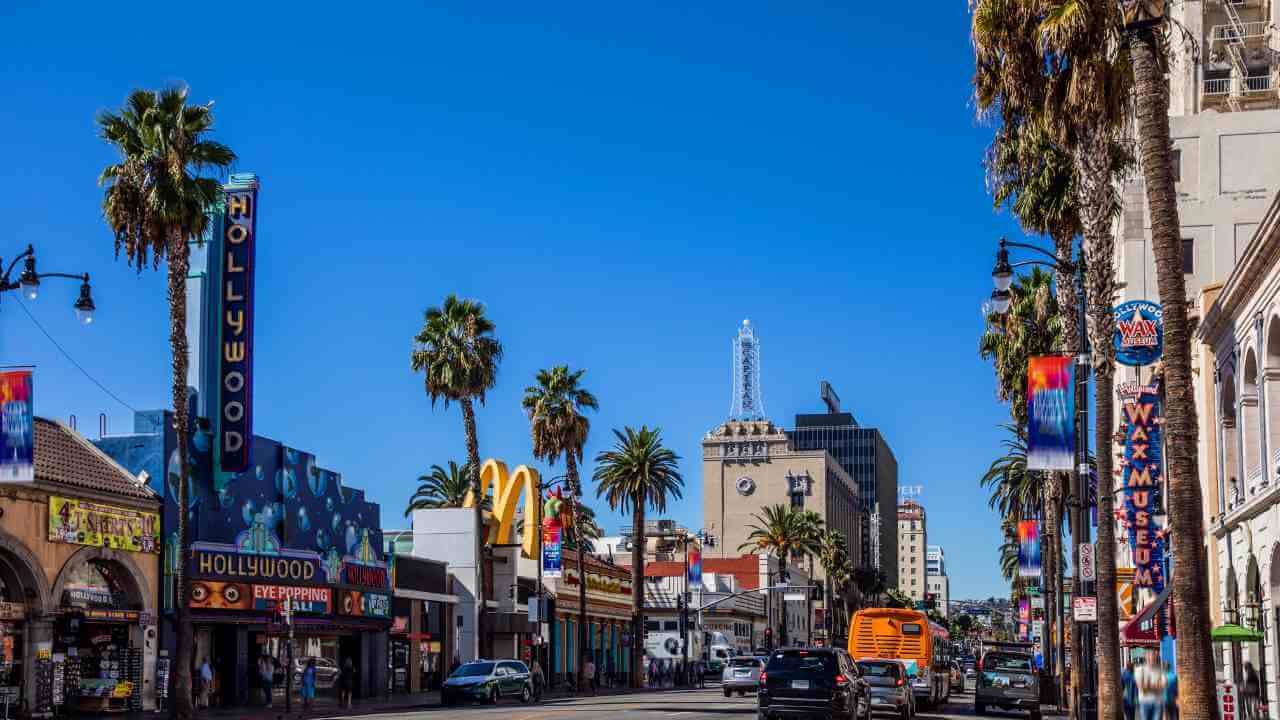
top-left (730, 319), bottom-right (764, 421)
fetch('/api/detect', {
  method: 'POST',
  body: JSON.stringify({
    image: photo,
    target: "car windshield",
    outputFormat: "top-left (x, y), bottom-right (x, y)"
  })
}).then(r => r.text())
top-left (452, 662), bottom-right (495, 677)
top-left (729, 658), bottom-right (761, 668)
top-left (857, 662), bottom-right (901, 679)
top-left (767, 652), bottom-right (836, 676)
top-left (984, 653), bottom-right (1032, 672)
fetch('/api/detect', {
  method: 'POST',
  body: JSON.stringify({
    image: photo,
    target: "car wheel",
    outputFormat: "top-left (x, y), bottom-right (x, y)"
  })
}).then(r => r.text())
top-left (975, 702), bottom-right (986, 715)
top-left (489, 687), bottom-right (499, 705)
top-left (725, 687), bottom-right (733, 697)
top-left (1030, 710), bottom-right (1042, 720)
top-left (521, 685), bottom-right (531, 704)
top-left (862, 694), bottom-right (873, 720)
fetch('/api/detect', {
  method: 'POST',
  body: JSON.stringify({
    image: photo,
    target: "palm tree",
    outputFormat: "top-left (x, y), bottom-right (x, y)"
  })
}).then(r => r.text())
top-left (1127, 19), bottom-right (1217, 714)
top-left (523, 365), bottom-right (598, 690)
top-left (404, 461), bottom-right (476, 514)
top-left (594, 427), bottom-right (683, 687)
top-left (97, 86), bottom-right (235, 720)
top-left (819, 531), bottom-right (852, 645)
top-left (740, 504), bottom-right (812, 646)
top-left (411, 295), bottom-right (503, 658)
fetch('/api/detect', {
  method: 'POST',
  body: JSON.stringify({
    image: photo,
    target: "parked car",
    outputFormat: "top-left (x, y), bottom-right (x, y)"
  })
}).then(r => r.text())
top-left (964, 661), bottom-right (977, 688)
top-left (974, 649), bottom-right (1040, 720)
top-left (949, 661), bottom-right (965, 693)
top-left (723, 656), bottom-right (766, 697)
top-left (856, 658), bottom-right (915, 720)
top-left (291, 657), bottom-right (339, 690)
top-left (758, 647), bottom-right (871, 720)
top-left (441, 659), bottom-right (533, 705)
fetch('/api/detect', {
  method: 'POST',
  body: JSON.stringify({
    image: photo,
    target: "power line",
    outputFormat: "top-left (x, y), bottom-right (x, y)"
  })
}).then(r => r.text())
top-left (13, 297), bottom-right (138, 413)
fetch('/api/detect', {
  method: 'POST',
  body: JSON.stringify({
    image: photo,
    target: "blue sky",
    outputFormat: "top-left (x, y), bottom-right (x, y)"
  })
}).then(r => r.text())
top-left (1, 2), bottom-right (1032, 600)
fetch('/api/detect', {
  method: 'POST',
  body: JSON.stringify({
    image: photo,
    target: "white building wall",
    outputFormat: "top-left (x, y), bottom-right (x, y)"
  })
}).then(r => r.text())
top-left (410, 508), bottom-right (480, 662)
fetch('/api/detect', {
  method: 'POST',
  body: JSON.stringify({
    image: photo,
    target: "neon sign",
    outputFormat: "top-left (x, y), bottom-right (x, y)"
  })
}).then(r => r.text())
top-left (219, 181), bottom-right (258, 472)
top-left (1118, 381), bottom-right (1166, 592)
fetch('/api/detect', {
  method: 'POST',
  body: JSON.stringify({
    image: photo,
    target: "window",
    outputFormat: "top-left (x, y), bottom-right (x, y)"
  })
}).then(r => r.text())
top-left (663, 620), bottom-right (678, 631)
top-left (1183, 238), bottom-right (1194, 275)
top-left (1170, 148), bottom-right (1181, 182)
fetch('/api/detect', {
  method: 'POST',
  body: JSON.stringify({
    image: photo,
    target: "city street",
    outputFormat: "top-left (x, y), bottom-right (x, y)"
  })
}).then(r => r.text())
top-left (336, 688), bottom-right (1021, 720)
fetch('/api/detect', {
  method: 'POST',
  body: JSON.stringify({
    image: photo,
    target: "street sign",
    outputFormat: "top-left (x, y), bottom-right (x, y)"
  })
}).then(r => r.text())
top-left (1073, 596), bottom-right (1097, 622)
top-left (1079, 543), bottom-right (1096, 581)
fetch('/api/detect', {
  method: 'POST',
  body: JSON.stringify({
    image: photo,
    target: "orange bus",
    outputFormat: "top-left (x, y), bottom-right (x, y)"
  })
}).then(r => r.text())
top-left (848, 608), bottom-right (951, 708)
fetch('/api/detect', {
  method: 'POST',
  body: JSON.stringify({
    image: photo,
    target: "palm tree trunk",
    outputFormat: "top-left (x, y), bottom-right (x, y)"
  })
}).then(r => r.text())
top-left (461, 398), bottom-right (485, 660)
top-left (567, 453), bottom-right (588, 692)
top-left (1078, 118), bottom-right (1122, 720)
top-left (1131, 27), bottom-right (1217, 720)
top-left (169, 236), bottom-right (194, 720)
top-left (632, 492), bottom-right (645, 688)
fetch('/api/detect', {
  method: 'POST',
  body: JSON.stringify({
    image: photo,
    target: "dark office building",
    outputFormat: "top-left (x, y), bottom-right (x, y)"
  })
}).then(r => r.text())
top-left (789, 384), bottom-right (899, 588)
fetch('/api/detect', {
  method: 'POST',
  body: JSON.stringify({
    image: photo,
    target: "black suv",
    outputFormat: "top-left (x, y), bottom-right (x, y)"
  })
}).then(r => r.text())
top-left (758, 647), bottom-right (871, 720)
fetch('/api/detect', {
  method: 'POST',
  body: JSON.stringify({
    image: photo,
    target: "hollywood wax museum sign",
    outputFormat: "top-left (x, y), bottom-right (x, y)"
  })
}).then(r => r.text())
top-left (1114, 301), bottom-right (1163, 367)
top-left (1118, 380), bottom-right (1167, 592)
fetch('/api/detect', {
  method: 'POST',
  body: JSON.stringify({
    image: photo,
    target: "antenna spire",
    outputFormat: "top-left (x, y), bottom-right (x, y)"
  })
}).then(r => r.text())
top-left (730, 319), bottom-right (764, 420)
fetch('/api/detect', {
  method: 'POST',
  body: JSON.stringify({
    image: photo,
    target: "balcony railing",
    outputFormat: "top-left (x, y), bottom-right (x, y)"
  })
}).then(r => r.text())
top-left (1211, 21), bottom-right (1271, 42)
top-left (1206, 78), bottom-right (1232, 95)
top-left (1245, 74), bottom-right (1273, 93)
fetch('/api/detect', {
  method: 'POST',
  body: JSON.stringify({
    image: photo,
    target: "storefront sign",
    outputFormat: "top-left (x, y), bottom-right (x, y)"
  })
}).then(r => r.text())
top-left (1114, 301), bottom-right (1163, 367)
top-left (1219, 681), bottom-right (1239, 720)
top-left (192, 547), bottom-right (322, 583)
top-left (252, 585), bottom-right (331, 614)
top-left (0, 371), bottom-right (32, 483)
top-left (63, 586), bottom-right (116, 608)
top-left (80, 609), bottom-right (139, 622)
top-left (338, 590), bottom-right (390, 618)
top-left (49, 496), bottom-right (160, 553)
top-left (1119, 381), bottom-right (1167, 593)
top-left (218, 182), bottom-right (258, 473)
top-left (190, 581), bottom-right (252, 610)
top-left (0, 602), bottom-right (24, 620)
top-left (341, 562), bottom-right (389, 589)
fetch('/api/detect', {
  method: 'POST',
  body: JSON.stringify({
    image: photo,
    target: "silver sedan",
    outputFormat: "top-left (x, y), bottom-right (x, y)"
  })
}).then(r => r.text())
top-left (721, 656), bottom-right (766, 697)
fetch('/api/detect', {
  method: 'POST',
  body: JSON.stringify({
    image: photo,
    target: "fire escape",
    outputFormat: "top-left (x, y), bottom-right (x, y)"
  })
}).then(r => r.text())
top-left (1206, 0), bottom-right (1276, 110)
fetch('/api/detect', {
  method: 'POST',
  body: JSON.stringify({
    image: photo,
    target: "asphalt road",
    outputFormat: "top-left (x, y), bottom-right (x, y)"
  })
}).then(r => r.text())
top-left (343, 687), bottom-right (1007, 720)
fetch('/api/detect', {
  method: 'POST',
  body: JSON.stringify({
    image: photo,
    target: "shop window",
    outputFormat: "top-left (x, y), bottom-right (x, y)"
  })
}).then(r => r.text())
top-left (1183, 239), bottom-right (1194, 275)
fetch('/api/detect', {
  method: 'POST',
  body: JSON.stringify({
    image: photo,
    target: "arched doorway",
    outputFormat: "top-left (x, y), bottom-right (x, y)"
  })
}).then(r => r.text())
top-left (1265, 317), bottom-right (1280, 477)
top-left (49, 548), bottom-right (153, 713)
top-left (1223, 372), bottom-right (1241, 512)
top-left (0, 528), bottom-right (49, 713)
top-left (1245, 348), bottom-right (1263, 494)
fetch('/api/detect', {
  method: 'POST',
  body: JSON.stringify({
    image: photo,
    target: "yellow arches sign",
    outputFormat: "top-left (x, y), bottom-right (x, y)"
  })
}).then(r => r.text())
top-left (462, 460), bottom-right (542, 559)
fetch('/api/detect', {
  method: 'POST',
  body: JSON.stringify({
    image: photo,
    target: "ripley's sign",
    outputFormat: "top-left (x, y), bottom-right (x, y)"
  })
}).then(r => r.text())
top-left (218, 181), bottom-right (258, 472)
top-left (192, 548), bottom-right (322, 583)
top-left (342, 562), bottom-right (390, 590)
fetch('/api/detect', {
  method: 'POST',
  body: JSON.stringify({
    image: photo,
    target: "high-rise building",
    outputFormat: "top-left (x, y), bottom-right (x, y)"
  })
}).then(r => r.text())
top-left (897, 502), bottom-right (927, 603)
top-left (926, 545), bottom-right (945, 577)
top-left (788, 382), bottom-right (899, 585)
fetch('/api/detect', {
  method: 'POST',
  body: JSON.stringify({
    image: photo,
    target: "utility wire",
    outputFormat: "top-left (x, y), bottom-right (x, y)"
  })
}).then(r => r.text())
top-left (13, 297), bottom-right (138, 413)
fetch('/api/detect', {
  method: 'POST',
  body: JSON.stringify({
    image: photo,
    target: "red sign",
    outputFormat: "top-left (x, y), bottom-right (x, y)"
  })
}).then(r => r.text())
top-left (342, 562), bottom-right (389, 589)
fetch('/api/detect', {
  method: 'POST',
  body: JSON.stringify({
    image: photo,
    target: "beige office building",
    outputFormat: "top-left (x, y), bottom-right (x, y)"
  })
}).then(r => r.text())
top-left (897, 502), bottom-right (927, 602)
top-left (702, 419), bottom-right (863, 583)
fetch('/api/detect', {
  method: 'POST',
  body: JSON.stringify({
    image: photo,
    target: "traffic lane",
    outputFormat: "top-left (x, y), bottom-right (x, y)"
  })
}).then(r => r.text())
top-left (349, 687), bottom-right (759, 719)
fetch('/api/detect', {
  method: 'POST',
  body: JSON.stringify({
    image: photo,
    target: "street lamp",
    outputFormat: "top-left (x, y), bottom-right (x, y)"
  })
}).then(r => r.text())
top-left (987, 236), bottom-right (1095, 720)
top-left (2, 245), bottom-right (96, 325)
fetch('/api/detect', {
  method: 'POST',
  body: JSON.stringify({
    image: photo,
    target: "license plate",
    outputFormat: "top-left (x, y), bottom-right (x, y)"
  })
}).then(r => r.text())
top-left (736, 671), bottom-right (750, 676)
top-left (792, 680), bottom-right (810, 690)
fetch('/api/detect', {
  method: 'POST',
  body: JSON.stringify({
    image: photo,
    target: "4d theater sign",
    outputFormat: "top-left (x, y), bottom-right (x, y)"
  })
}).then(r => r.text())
top-left (219, 179), bottom-right (258, 472)
top-left (1118, 381), bottom-right (1167, 592)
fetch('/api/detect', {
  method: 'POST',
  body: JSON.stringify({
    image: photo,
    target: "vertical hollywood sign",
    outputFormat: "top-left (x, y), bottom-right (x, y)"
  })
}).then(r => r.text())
top-left (220, 188), bottom-right (256, 472)
top-left (1119, 381), bottom-right (1166, 592)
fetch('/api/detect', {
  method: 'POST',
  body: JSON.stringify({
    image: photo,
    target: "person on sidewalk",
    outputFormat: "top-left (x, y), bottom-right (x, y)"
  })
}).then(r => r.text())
top-left (1164, 661), bottom-right (1178, 720)
top-left (339, 657), bottom-right (355, 709)
top-left (1122, 661), bottom-right (1137, 720)
top-left (1243, 662), bottom-right (1261, 720)
top-left (585, 657), bottom-right (597, 695)
top-left (531, 659), bottom-right (545, 702)
top-left (301, 659), bottom-right (317, 711)
top-left (258, 655), bottom-right (274, 708)
top-left (1136, 653), bottom-right (1168, 720)
top-left (197, 658), bottom-right (213, 709)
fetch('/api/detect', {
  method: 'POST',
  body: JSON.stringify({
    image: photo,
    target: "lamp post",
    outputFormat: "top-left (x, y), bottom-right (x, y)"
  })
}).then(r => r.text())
top-left (989, 237), bottom-right (1095, 720)
top-left (534, 473), bottom-right (569, 691)
top-left (0, 245), bottom-right (96, 323)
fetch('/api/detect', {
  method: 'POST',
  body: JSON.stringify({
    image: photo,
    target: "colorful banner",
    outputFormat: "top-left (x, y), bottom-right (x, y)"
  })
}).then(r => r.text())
top-left (218, 181), bottom-right (258, 473)
top-left (688, 548), bottom-right (702, 587)
top-left (542, 518), bottom-right (563, 579)
top-left (0, 371), bottom-right (33, 483)
top-left (1027, 356), bottom-right (1074, 470)
top-left (1018, 520), bottom-right (1042, 578)
top-left (1114, 301), bottom-right (1163, 367)
top-left (49, 496), bottom-right (160, 553)
top-left (1119, 380), bottom-right (1167, 592)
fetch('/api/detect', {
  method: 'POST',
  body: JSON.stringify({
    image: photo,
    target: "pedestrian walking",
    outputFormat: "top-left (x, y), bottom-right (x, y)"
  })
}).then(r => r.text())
top-left (1122, 662), bottom-right (1137, 720)
top-left (585, 657), bottom-right (597, 695)
top-left (606, 654), bottom-right (615, 688)
top-left (531, 659), bottom-right (545, 701)
top-left (301, 659), bottom-right (317, 711)
top-left (696, 658), bottom-right (705, 689)
top-left (1136, 652), bottom-right (1168, 720)
top-left (257, 655), bottom-right (274, 707)
top-left (1244, 662), bottom-right (1262, 720)
top-left (197, 657), bottom-right (213, 709)
top-left (339, 657), bottom-right (355, 709)
top-left (1164, 661), bottom-right (1178, 720)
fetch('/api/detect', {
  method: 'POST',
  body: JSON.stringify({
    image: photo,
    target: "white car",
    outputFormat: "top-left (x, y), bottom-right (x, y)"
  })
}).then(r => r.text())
top-left (721, 656), bottom-right (765, 696)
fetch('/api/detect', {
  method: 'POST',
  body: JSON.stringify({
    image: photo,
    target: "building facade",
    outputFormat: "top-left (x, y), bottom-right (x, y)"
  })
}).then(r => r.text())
top-left (788, 383), bottom-right (899, 585)
top-left (0, 418), bottom-right (162, 715)
top-left (926, 545), bottom-right (948, 617)
top-left (926, 546), bottom-right (944, 577)
top-left (897, 502), bottom-right (927, 602)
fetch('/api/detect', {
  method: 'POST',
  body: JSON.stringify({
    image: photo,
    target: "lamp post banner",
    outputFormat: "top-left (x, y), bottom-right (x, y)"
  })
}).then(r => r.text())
top-left (1113, 301), bottom-right (1163, 367)
top-left (1017, 520), bottom-right (1041, 578)
top-left (0, 370), bottom-right (33, 483)
top-left (542, 518), bottom-right (562, 579)
top-left (1027, 356), bottom-right (1074, 470)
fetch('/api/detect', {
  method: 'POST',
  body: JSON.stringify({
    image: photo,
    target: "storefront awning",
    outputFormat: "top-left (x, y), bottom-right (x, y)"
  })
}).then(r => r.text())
top-left (1122, 585), bottom-right (1172, 647)
top-left (1212, 624), bottom-right (1264, 643)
